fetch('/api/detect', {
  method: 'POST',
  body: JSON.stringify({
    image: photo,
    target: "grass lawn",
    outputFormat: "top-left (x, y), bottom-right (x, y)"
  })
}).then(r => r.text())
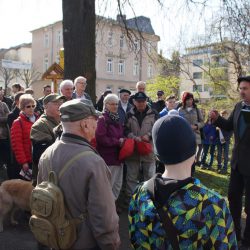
top-left (194, 168), bottom-right (230, 197)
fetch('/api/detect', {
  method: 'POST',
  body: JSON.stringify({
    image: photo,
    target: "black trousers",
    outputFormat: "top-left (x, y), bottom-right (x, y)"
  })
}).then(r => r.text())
top-left (228, 168), bottom-right (250, 244)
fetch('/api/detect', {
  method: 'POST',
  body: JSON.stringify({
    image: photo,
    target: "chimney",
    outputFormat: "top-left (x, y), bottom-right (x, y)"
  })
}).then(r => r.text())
top-left (117, 14), bottom-right (126, 23)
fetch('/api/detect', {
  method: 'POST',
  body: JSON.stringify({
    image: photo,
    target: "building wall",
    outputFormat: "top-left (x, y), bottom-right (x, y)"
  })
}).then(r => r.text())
top-left (180, 42), bottom-right (250, 101)
top-left (31, 18), bottom-right (159, 98)
top-left (0, 45), bottom-right (32, 90)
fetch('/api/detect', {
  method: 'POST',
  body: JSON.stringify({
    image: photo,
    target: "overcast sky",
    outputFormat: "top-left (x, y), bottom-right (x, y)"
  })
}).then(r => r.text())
top-left (0, 0), bottom-right (220, 57)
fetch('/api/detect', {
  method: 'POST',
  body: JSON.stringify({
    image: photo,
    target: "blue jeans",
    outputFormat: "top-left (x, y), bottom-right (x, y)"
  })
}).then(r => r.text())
top-left (201, 144), bottom-right (215, 167)
top-left (217, 141), bottom-right (230, 170)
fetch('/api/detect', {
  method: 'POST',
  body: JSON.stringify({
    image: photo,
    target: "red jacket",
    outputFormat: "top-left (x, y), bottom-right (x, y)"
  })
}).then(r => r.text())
top-left (11, 112), bottom-right (38, 165)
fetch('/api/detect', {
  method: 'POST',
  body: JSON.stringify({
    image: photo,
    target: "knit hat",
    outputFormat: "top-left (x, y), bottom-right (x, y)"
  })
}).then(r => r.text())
top-left (60, 99), bottom-right (100, 122)
top-left (152, 115), bottom-right (196, 164)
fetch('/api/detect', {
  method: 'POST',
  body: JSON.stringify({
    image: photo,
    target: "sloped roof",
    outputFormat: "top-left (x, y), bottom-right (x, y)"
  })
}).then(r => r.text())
top-left (125, 16), bottom-right (155, 35)
top-left (42, 62), bottom-right (64, 80)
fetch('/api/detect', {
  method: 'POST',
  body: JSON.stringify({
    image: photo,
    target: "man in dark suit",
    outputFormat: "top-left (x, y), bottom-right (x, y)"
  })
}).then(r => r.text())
top-left (118, 89), bottom-right (132, 125)
top-left (210, 75), bottom-right (250, 248)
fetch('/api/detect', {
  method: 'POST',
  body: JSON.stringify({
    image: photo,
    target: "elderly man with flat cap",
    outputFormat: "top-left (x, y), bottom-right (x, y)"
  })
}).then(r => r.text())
top-left (128, 115), bottom-right (237, 249)
top-left (37, 99), bottom-right (120, 250)
top-left (30, 94), bottom-right (66, 186)
top-left (124, 91), bottom-right (159, 201)
top-left (118, 88), bottom-right (132, 125)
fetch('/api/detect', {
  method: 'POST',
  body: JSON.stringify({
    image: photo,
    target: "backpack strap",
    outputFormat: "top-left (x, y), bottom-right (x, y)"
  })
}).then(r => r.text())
top-left (58, 151), bottom-right (94, 180)
top-left (144, 176), bottom-right (180, 250)
top-left (46, 150), bottom-right (96, 224)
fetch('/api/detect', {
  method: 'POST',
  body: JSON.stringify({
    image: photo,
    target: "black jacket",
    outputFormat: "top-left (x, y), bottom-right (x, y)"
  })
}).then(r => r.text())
top-left (214, 101), bottom-right (250, 176)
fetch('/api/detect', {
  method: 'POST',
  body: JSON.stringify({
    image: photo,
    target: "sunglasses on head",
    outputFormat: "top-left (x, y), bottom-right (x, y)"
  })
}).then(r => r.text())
top-left (25, 105), bottom-right (36, 108)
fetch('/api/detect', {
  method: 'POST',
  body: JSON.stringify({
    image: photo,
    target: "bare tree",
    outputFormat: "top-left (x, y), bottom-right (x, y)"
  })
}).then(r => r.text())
top-left (0, 66), bottom-right (17, 91)
top-left (16, 67), bottom-right (41, 88)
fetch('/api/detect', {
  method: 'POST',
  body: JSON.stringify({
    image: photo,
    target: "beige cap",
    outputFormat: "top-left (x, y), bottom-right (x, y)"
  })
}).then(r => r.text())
top-left (43, 94), bottom-right (66, 105)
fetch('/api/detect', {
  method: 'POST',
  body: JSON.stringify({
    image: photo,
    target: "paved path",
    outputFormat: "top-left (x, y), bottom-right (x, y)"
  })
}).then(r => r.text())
top-left (0, 210), bottom-right (131, 250)
top-left (0, 165), bottom-right (131, 250)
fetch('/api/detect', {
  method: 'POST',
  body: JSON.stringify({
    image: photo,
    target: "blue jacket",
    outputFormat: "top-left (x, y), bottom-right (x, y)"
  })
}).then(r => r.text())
top-left (159, 107), bottom-right (169, 117)
top-left (203, 122), bottom-right (218, 145)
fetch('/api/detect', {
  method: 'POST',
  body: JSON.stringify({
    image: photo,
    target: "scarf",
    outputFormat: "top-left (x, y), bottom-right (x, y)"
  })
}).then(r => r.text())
top-left (105, 109), bottom-right (120, 122)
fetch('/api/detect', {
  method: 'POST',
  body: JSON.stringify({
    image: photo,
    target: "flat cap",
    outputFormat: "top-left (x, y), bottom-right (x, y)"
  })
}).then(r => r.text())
top-left (119, 88), bottom-right (131, 95)
top-left (60, 99), bottom-right (100, 122)
top-left (134, 91), bottom-right (148, 100)
top-left (43, 94), bottom-right (66, 105)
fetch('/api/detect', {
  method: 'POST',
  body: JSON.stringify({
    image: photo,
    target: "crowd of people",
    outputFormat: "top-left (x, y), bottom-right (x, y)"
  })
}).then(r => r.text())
top-left (0, 75), bottom-right (250, 249)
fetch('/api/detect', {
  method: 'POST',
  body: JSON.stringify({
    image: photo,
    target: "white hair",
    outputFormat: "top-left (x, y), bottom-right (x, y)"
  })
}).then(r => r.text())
top-left (103, 94), bottom-right (119, 108)
top-left (60, 80), bottom-right (74, 92)
top-left (136, 81), bottom-right (146, 89)
top-left (74, 76), bottom-right (87, 87)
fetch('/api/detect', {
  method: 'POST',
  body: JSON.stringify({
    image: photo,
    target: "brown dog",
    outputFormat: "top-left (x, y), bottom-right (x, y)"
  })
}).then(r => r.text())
top-left (0, 179), bottom-right (34, 232)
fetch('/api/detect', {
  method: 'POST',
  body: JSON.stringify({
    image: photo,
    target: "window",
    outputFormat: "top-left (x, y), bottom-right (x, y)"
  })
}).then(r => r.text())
top-left (108, 32), bottom-right (113, 47)
top-left (118, 59), bottom-right (125, 75)
top-left (56, 30), bottom-right (62, 45)
top-left (193, 84), bottom-right (203, 92)
top-left (134, 39), bottom-right (140, 52)
top-left (133, 60), bottom-right (139, 76)
top-left (192, 59), bottom-right (203, 66)
top-left (193, 72), bottom-right (202, 79)
top-left (107, 58), bottom-right (113, 73)
top-left (204, 84), bottom-right (210, 92)
top-left (147, 42), bottom-right (152, 53)
top-left (147, 63), bottom-right (153, 78)
top-left (120, 35), bottom-right (125, 48)
top-left (56, 52), bottom-right (60, 64)
top-left (44, 33), bottom-right (49, 48)
top-left (44, 55), bottom-right (49, 71)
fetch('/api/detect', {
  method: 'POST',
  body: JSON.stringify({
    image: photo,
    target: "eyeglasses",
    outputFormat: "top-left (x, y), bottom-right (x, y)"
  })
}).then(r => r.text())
top-left (77, 81), bottom-right (87, 85)
top-left (25, 105), bottom-right (36, 109)
top-left (108, 103), bottom-right (118, 106)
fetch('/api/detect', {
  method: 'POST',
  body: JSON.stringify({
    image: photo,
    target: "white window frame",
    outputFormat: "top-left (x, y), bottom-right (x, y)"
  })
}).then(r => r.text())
top-left (44, 55), bottom-right (49, 72)
top-left (147, 42), bottom-right (152, 53)
top-left (56, 52), bottom-right (60, 64)
top-left (120, 35), bottom-right (125, 48)
top-left (108, 32), bottom-right (113, 47)
top-left (133, 60), bottom-right (139, 76)
top-left (118, 59), bottom-right (125, 75)
top-left (107, 58), bottom-right (113, 73)
top-left (56, 30), bottom-right (62, 45)
top-left (147, 63), bottom-right (153, 78)
top-left (44, 33), bottom-right (49, 48)
top-left (134, 39), bottom-right (140, 52)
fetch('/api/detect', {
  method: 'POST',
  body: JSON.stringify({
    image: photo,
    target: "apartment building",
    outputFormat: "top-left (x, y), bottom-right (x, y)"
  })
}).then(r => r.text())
top-left (0, 43), bottom-right (32, 90)
top-left (31, 15), bottom-right (160, 98)
top-left (180, 40), bottom-right (250, 101)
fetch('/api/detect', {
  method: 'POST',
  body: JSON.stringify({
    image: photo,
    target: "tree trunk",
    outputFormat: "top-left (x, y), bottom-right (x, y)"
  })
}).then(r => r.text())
top-left (62, 0), bottom-right (96, 102)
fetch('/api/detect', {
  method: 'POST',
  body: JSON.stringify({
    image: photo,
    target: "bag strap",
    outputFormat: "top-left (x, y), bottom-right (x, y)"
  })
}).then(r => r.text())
top-left (46, 150), bottom-right (95, 223)
top-left (58, 151), bottom-right (94, 180)
top-left (144, 177), bottom-right (180, 250)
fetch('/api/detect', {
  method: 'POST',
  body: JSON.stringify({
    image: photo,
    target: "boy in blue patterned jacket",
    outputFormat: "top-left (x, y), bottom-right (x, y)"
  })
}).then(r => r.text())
top-left (128, 115), bottom-right (237, 249)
